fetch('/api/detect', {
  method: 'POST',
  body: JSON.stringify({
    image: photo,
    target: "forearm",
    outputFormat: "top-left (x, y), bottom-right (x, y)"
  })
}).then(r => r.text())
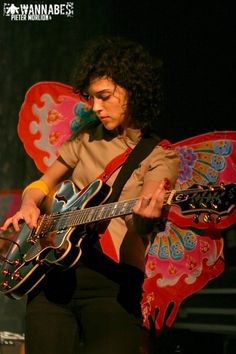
top-left (1, 159), bottom-right (70, 232)
top-left (22, 178), bottom-right (50, 206)
top-left (22, 188), bottom-right (46, 208)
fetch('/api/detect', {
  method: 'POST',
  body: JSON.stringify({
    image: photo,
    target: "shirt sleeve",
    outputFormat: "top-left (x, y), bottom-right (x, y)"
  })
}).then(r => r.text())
top-left (57, 135), bottom-right (82, 168)
top-left (143, 145), bottom-right (180, 187)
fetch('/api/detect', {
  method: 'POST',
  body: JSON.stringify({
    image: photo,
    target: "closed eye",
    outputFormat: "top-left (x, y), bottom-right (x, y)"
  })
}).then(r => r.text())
top-left (99, 95), bottom-right (110, 101)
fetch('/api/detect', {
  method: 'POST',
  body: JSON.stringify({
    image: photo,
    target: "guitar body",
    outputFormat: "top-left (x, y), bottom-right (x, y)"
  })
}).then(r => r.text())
top-left (0, 178), bottom-right (235, 300)
top-left (0, 179), bottom-right (111, 299)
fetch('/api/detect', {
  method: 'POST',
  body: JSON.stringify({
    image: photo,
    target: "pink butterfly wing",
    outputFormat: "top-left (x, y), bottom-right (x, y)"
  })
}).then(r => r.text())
top-left (142, 131), bottom-right (236, 331)
top-left (169, 131), bottom-right (236, 229)
top-left (18, 81), bottom-right (85, 172)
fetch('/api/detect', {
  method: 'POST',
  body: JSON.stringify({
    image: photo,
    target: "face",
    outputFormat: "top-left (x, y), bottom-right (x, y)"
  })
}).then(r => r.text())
top-left (87, 77), bottom-right (129, 131)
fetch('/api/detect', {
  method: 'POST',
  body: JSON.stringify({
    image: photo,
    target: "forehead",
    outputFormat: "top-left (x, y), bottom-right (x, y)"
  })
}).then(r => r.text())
top-left (88, 76), bottom-right (115, 93)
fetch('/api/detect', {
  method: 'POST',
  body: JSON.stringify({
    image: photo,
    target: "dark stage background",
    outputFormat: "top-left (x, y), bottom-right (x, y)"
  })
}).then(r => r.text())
top-left (0, 0), bottom-right (235, 188)
top-left (0, 1), bottom-right (235, 353)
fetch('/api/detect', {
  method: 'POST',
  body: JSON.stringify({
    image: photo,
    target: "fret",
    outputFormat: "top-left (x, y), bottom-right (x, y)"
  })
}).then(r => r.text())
top-left (119, 201), bottom-right (129, 215)
top-left (91, 206), bottom-right (100, 221)
top-left (48, 218), bottom-right (58, 232)
top-left (75, 212), bottom-right (85, 226)
top-left (57, 214), bottom-right (68, 230)
top-left (101, 207), bottom-right (109, 219)
top-left (110, 203), bottom-right (118, 217)
top-left (79, 209), bottom-right (88, 224)
top-left (84, 209), bottom-right (95, 223)
top-left (116, 202), bottom-right (125, 215)
top-left (96, 206), bottom-right (106, 221)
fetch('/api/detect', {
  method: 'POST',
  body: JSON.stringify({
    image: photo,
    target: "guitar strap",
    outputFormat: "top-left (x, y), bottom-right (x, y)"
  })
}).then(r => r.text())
top-left (107, 136), bottom-right (161, 203)
top-left (97, 135), bottom-right (162, 261)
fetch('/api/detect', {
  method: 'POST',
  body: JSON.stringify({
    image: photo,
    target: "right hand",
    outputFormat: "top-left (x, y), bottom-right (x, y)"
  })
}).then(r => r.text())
top-left (1, 159), bottom-right (70, 233)
top-left (0, 200), bottom-right (40, 232)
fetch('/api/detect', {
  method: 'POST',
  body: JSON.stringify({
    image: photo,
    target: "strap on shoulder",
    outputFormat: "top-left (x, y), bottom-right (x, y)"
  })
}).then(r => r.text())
top-left (108, 136), bottom-right (160, 203)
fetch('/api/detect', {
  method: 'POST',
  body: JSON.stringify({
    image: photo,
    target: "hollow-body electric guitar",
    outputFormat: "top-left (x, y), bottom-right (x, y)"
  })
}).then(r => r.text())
top-left (0, 179), bottom-right (235, 299)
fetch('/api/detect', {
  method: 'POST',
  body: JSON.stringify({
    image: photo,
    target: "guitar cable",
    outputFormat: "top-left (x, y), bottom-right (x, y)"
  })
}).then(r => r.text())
top-left (0, 236), bottom-right (24, 264)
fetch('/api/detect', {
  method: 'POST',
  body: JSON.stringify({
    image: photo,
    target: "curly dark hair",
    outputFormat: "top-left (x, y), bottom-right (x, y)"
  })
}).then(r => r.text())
top-left (73, 36), bottom-right (165, 136)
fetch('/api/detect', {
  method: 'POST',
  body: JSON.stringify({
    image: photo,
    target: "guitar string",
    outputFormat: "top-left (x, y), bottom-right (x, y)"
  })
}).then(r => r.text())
top-left (1, 184), bottom-right (232, 266)
top-left (36, 186), bottom-right (227, 233)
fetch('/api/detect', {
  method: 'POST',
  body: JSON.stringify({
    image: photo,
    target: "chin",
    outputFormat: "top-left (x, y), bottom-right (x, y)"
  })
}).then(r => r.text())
top-left (103, 123), bottom-right (116, 131)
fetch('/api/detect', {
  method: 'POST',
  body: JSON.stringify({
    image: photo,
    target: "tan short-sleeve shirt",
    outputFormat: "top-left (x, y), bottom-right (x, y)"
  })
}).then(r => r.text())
top-left (58, 124), bottom-right (180, 270)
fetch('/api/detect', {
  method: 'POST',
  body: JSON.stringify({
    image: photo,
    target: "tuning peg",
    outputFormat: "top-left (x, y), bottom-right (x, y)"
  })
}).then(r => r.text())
top-left (200, 202), bottom-right (207, 208)
top-left (189, 203), bottom-right (196, 209)
top-left (216, 216), bottom-right (222, 223)
top-left (210, 202), bottom-right (218, 210)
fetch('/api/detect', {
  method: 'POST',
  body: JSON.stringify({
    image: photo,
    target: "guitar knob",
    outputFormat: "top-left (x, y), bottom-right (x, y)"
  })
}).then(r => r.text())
top-left (0, 280), bottom-right (11, 290)
top-left (12, 271), bottom-right (22, 281)
top-left (1, 269), bottom-right (11, 277)
top-left (12, 259), bottom-right (21, 267)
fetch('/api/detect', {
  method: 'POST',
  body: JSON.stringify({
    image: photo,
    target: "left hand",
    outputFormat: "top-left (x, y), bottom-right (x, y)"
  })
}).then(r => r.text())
top-left (130, 180), bottom-right (166, 236)
top-left (133, 180), bottom-right (166, 219)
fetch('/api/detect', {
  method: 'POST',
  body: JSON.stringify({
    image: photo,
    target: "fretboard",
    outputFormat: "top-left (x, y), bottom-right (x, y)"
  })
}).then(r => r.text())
top-left (41, 198), bottom-right (139, 234)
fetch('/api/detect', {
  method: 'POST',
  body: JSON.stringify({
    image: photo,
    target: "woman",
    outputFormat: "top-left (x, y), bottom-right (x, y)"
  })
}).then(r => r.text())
top-left (1, 37), bottom-right (179, 354)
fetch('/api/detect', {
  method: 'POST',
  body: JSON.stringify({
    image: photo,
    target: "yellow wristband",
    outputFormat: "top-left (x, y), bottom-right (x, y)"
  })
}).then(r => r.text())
top-left (22, 180), bottom-right (49, 197)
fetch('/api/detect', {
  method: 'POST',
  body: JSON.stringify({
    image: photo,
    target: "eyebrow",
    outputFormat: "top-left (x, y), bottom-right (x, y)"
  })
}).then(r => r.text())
top-left (89, 88), bottom-right (112, 96)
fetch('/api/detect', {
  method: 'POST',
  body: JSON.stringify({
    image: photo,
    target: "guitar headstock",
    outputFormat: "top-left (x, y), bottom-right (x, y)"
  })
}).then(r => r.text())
top-left (170, 183), bottom-right (236, 226)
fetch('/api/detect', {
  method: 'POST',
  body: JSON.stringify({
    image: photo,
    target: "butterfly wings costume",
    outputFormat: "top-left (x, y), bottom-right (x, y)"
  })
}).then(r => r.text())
top-left (17, 81), bottom-right (236, 332)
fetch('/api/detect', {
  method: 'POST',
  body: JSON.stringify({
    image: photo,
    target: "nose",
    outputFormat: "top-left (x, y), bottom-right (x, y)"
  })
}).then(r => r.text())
top-left (92, 98), bottom-right (102, 113)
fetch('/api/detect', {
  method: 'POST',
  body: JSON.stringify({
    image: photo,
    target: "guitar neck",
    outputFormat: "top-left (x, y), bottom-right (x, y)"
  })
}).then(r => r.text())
top-left (42, 188), bottom-right (179, 232)
top-left (40, 182), bottom-right (236, 233)
top-left (47, 198), bottom-right (139, 232)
